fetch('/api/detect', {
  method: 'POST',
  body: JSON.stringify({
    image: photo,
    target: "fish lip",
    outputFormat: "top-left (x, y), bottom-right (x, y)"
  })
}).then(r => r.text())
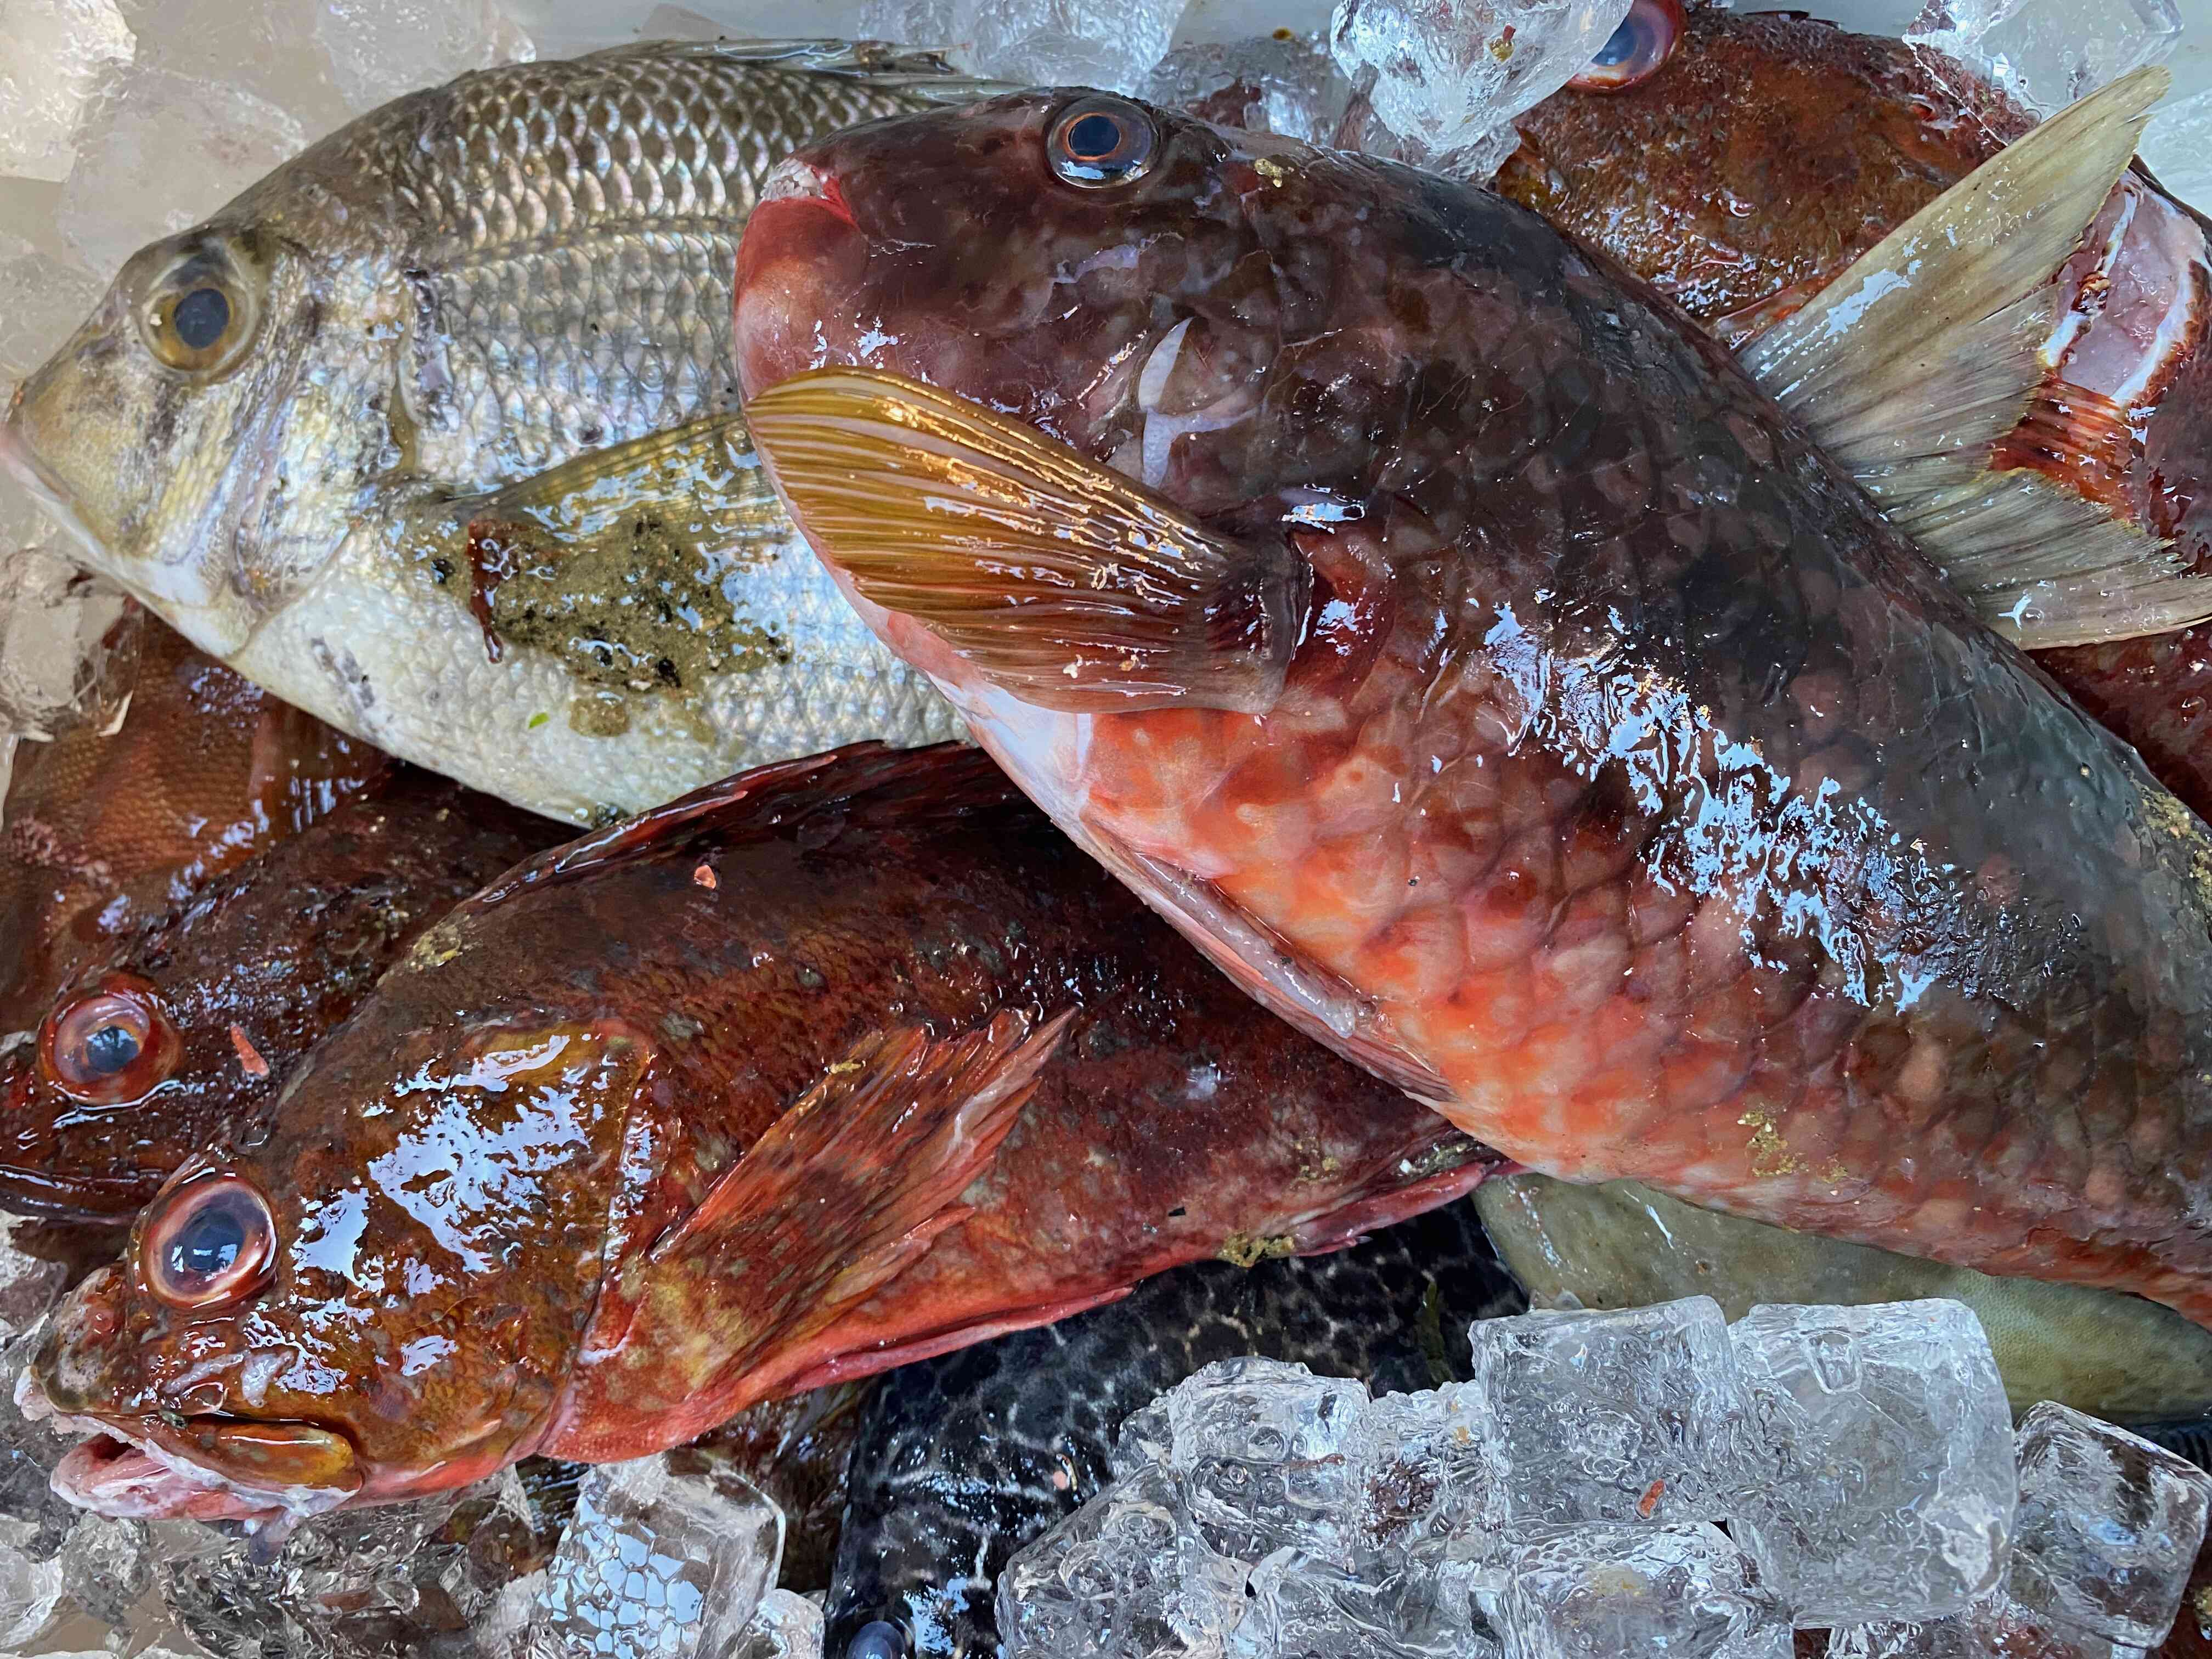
top-left (0, 418), bottom-right (87, 541)
top-left (27, 1374), bottom-right (363, 1522)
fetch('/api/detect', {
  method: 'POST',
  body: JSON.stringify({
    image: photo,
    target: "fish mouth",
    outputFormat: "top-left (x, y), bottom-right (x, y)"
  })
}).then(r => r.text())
top-left (0, 417), bottom-right (101, 564)
top-left (24, 1370), bottom-right (362, 1524)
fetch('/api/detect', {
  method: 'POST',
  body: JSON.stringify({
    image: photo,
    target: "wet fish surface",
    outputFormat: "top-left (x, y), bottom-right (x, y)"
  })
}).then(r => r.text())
top-left (1502, 3), bottom-right (2212, 817)
top-left (732, 77), bottom-right (2212, 1329)
top-left (827, 1197), bottom-right (1522, 1659)
top-left (0, 41), bottom-right (985, 825)
top-left (0, 621), bottom-right (386, 1036)
top-left (0, 766), bottom-right (560, 1223)
top-left (26, 742), bottom-right (1491, 1528)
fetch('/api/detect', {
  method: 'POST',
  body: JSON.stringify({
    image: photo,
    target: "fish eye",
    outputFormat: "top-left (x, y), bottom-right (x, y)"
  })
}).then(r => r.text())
top-left (141, 265), bottom-right (255, 375)
top-left (140, 1171), bottom-right (276, 1312)
top-left (1570, 0), bottom-right (1685, 92)
top-left (1047, 96), bottom-right (1157, 188)
top-left (38, 975), bottom-right (180, 1106)
top-left (847, 1621), bottom-right (911, 1659)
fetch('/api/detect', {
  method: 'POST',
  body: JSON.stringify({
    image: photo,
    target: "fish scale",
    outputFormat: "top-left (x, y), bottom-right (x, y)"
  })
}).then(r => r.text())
top-left (4, 43), bottom-right (984, 823)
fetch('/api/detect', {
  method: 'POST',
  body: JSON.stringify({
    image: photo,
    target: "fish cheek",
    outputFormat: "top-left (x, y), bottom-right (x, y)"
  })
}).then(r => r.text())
top-left (240, 1022), bottom-right (660, 1475)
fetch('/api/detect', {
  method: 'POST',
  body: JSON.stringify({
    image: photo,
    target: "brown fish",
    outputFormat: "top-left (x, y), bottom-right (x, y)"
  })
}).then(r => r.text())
top-left (730, 74), bottom-right (2212, 1330)
top-left (0, 620), bottom-right (387, 1037)
top-left (1499, 4), bottom-right (2212, 815)
top-left (0, 767), bottom-right (560, 1222)
top-left (26, 743), bottom-right (1489, 1527)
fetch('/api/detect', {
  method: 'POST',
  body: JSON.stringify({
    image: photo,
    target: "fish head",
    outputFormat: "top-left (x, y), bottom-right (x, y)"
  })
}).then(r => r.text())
top-left (0, 968), bottom-right (211, 1222)
top-left (2, 216), bottom-right (400, 657)
top-left (29, 1014), bottom-right (652, 1524)
top-left (735, 91), bottom-right (1325, 517)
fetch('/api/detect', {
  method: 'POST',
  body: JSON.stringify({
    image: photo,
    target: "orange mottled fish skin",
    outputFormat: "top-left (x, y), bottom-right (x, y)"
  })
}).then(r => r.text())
top-left (733, 95), bottom-right (2212, 1329)
top-left (0, 768), bottom-right (561, 1223)
top-left (1498, 7), bottom-right (2212, 817)
top-left (0, 620), bottom-right (388, 1036)
top-left (32, 743), bottom-right (1486, 1519)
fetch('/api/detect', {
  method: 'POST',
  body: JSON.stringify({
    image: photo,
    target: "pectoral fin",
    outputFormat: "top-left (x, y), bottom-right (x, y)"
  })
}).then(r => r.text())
top-left (648, 1007), bottom-right (1074, 1291)
top-left (429, 412), bottom-right (789, 673)
top-left (1736, 65), bottom-right (2205, 650)
top-left (745, 369), bottom-right (1310, 714)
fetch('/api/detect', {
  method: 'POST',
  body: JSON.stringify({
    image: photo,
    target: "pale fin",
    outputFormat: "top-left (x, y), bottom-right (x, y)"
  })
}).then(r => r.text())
top-left (576, 36), bottom-right (1017, 101)
top-left (1737, 66), bottom-right (2211, 650)
top-left (646, 1007), bottom-right (1073, 1272)
top-left (745, 369), bottom-right (1310, 714)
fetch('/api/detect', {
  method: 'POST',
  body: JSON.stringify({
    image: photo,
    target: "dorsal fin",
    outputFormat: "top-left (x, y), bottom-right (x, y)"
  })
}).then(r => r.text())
top-left (575, 36), bottom-right (1016, 103)
top-left (460, 740), bottom-right (1014, 916)
top-left (1736, 65), bottom-right (2205, 650)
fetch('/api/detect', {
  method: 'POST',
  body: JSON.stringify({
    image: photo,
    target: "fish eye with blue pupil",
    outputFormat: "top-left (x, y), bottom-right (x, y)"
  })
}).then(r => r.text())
top-left (845, 1620), bottom-right (911, 1659)
top-left (140, 1172), bottom-right (278, 1312)
top-left (40, 976), bottom-right (178, 1106)
top-left (1047, 95), bottom-right (1157, 188)
top-left (1568, 0), bottom-right (1685, 91)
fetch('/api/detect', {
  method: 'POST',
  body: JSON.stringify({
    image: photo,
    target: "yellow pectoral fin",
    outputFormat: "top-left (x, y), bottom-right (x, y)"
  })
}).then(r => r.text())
top-left (745, 368), bottom-right (1310, 714)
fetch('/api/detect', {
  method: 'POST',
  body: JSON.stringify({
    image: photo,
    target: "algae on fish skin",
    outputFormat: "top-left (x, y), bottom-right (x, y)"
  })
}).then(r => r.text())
top-left (483, 504), bottom-right (793, 696)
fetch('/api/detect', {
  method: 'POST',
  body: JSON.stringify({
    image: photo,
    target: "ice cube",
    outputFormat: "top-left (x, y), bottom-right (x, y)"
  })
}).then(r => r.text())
top-left (1141, 36), bottom-right (1354, 144)
top-left (1234, 1547), bottom-right (1475, 1659)
top-left (1339, 1387), bottom-right (1505, 1568)
top-left (0, 1321), bottom-right (89, 1554)
top-left (997, 1461), bottom-right (1249, 1659)
top-left (1141, 1357), bottom-right (1370, 1564)
top-left (2142, 90), bottom-right (2212, 219)
top-left (2006, 1402), bottom-right (2212, 1647)
top-left (0, 1513), bottom-right (65, 1649)
top-left (57, 1513), bottom-right (149, 1629)
top-left (158, 1491), bottom-right (473, 1657)
top-left (117, 0), bottom-right (354, 149)
top-left (1826, 1585), bottom-right (2151, 1659)
top-left (56, 69), bottom-right (307, 278)
top-left (952, 0), bottom-right (1190, 95)
top-left (1329, 0), bottom-right (1634, 178)
top-left (313, 0), bottom-right (535, 116)
top-left (729, 1588), bottom-right (827, 1659)
top-left (1500, 1523), bottom-right (1791, 1659)
top-left (0, 236), bottom-right (104, 382)
top-left (0, 1214), bottom-right (71, 1342)
top-left (1729, 1301), bottom-right (2016, 1625)
top-left (856, 0), bottom-right (961, 53)
top-left (1904, 0), bottom-right (2181, 120)
top-left (0, 0), bottom-right (136, 183)
top-left (0, 549), bottom-right (138, 749)
top-left (1466, 1297), bottom-right (1743, 1527)
top-left (528, 1452), bottom-right (783, 1659)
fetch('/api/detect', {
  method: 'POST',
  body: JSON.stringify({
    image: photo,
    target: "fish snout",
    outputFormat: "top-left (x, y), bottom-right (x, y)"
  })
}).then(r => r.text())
top-left (31, 1264), bottom-right (133, 1415)
top-left (735, 159), bottom-right (872, 401)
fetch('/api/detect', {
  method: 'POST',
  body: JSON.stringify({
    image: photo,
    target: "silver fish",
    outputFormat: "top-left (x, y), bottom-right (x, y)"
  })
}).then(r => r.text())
top-left (0, 40), bottom-right (984, 825)
top-left (1475, 1174), bottom-right (2212, 1424)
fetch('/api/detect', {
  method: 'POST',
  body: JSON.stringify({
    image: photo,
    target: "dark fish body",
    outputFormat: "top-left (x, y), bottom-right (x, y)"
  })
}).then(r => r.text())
top-left (732, 88), bottom-right (2212, 1329)
top-left (0, 620), bottom-right (385, 1037)
top-left (1501, 6), bottom-right (2212, 817)
top-left (30, 743), bottom-right (1489, 1526)
top-left (829, 1198), bottom-right (1523, 1659)
top-left (0, 766), bottom-right (561, 1221)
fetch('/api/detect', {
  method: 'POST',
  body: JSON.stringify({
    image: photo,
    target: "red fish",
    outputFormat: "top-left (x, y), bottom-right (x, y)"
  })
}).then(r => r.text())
top-left (1499, 4), bottom-right (2212, 817)
top-left (0, 620), bottom-right (386, 1037)
top-left (26, 743), bottom-right (1491, 1527)
top-left (730, 74), bottom-right (2212, 1330)
top-left (0, 768), bottom-right (560, 1222)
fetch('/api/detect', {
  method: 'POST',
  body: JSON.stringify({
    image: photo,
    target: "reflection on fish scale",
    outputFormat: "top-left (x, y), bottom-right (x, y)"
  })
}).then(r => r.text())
top-left (828, 1199), bottom-right (1523, 1659)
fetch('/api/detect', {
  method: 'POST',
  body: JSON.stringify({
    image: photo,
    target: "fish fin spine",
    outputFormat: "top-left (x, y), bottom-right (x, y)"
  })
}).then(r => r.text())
top-left (747, 368), bottom-right (1311, 714)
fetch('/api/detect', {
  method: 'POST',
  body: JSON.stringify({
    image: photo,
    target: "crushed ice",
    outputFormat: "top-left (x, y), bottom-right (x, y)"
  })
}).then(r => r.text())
top-left (1000, 1299), bottom-right (2212, 1659)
